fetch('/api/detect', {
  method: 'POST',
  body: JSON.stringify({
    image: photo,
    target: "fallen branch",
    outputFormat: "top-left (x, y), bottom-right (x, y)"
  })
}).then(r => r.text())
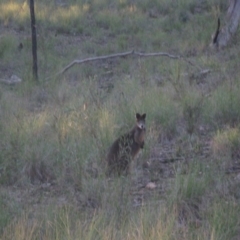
top-left (57, 50), bottom-right (133, 75)
top-left (54, 50), bottom-right (202, 77)
top-left (135, 51), bottom-right (180, 59)
top-left (0, 75), bottom-right (22, 85)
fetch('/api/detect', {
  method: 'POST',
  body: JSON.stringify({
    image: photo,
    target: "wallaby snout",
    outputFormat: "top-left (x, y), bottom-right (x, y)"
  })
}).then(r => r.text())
top-left (137, 122), bottom-right (145, 130)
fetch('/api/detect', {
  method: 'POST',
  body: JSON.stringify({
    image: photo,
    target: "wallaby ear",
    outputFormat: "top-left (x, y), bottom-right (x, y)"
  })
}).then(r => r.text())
top-left (142, 113), bottom-right (146, 119)
top-left (136, 113), bottom-right (141, 119)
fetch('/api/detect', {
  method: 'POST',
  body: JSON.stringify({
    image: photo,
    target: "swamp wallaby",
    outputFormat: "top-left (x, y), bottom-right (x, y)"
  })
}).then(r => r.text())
top-left (106, 113), bottom-right (146, 176)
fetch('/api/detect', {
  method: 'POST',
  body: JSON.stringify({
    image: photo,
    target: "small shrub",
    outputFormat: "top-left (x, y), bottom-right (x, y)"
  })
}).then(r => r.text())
top-left (211, 126), bottom-right (240, 159)
top-left (170, 64), bottom-right (205, 135)
top-left (203, 81), bottom-right (240, 127)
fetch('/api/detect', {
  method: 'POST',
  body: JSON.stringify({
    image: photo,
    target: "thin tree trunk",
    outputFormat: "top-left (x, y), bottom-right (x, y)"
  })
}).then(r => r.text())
top-left (212, 0), bottom-right (240, 48)
top-left (29, 0), bottom-right (38, 80)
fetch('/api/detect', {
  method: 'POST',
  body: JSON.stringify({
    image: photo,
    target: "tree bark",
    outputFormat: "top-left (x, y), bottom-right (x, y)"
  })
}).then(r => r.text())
top-left (212, 0), bottom-right (240, 48)
top-left (29, 0), bottom-right (38, 80)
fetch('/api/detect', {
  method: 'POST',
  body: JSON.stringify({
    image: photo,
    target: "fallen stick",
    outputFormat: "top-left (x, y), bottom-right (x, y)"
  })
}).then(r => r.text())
top-left (53, 50), bottom-right (202, 77)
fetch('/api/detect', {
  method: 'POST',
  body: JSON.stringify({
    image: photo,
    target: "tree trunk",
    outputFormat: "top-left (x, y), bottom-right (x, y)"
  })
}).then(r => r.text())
top-left (29, 0), bottom-right (38, 80)
top-left (212, 0), bottom-right (240, 48)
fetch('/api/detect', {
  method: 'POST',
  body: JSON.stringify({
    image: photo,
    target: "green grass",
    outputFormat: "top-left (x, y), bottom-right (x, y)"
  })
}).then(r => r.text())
top-left (1, 0), bottom-right (240, 239)
top-left (0, 191), bottom-right (22, 236)
top-left (203, 79), bottom-right (240, 127)
top-left (208, 199), bottom-right (240, 240)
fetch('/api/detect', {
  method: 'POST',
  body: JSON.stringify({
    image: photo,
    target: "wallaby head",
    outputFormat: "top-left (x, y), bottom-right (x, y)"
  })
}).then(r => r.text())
top-left (136, 113), bottom-right (146, 130)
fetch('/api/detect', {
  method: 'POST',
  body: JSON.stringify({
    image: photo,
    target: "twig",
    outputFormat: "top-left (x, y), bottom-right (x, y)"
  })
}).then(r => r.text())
top-left (53, 50), bottom-right (202, 78)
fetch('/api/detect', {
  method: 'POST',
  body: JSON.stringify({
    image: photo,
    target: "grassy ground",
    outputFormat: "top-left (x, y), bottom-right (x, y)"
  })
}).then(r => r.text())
top-left (1, 0), bottom-right (240, 239)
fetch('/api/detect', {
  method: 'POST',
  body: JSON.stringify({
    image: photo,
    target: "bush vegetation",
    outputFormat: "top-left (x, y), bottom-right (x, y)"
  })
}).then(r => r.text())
top-left (1, 0), bottom-right (240, 239)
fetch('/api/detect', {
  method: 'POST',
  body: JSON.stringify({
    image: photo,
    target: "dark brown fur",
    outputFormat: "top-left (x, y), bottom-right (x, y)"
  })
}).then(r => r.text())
top-left (106, 113), bottom-right (146, 176)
